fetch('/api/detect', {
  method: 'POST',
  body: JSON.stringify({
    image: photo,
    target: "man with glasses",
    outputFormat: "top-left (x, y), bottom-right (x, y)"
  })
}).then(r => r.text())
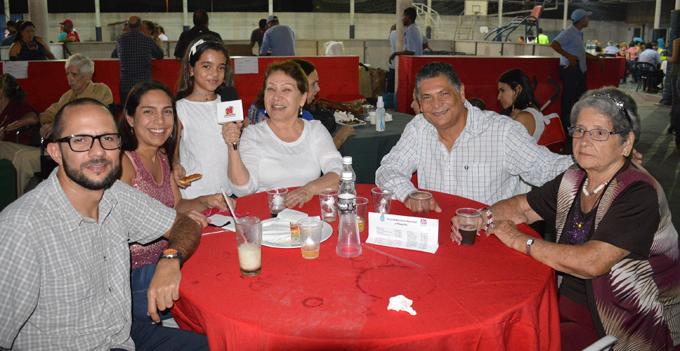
top-left (0, 98), bottom-right (209, 350)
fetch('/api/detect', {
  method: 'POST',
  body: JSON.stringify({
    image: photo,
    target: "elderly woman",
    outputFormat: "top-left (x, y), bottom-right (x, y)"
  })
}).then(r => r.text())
top-left (453, 88), bottom-right (680, 350)
top-left (224, 60), bottom-right (342, 207)
top-left (8, 21), bottom-right (55, 61)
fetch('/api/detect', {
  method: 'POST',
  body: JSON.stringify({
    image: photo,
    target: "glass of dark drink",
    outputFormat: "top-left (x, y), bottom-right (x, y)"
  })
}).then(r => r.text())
top-left (266, 187), bottom-right (288, 218)
top-left (455, 208), bottom-right (482, 246)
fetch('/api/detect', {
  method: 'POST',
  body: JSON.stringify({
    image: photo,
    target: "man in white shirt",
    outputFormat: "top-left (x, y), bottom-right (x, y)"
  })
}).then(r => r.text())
top-left (375, 62), bottom-right (574, 210)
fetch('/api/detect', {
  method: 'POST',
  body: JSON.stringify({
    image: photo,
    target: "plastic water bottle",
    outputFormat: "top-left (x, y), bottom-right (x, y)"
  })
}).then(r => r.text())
top-left (342, 156), bottom-right (356, 183)
top-left (376, 96), bottom-right (386, 132)
top-left (336, 171), bottom-right (361, 257)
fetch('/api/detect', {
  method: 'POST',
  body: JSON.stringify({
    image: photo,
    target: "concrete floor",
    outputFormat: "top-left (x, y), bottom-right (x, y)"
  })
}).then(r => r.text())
top-left (618, 80), bottom-right (679, 232)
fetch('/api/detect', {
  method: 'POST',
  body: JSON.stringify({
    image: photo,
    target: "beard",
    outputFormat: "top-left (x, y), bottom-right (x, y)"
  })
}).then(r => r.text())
top-left (63, 157), bottom-right (120, 191)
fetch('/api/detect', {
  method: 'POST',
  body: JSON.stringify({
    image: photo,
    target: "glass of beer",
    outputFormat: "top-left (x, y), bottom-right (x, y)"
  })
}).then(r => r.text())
top-left (266, 187), bottom-right (288, 218)
top-left (409, 191), bottom-right (432, 217)
top-left (235, 216), bottom-right (262, 276)
top-left (355, 197), bottom-right (368, 232)
top-left (297, 218), bottom-right (323, 259)
top-left (318, 188), bottom-right (339, 222)
top-left (455, 208), bottom-right (482, 246)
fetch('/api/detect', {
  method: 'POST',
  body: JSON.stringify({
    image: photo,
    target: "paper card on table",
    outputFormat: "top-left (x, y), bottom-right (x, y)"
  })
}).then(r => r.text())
top-left (3, 61), bottom-right (28, 79)
top-left (234, 57), bottom-right (258, 74)
top-left (216, 100), bottom-right (243, 124)
top-left (366, 212), bottom-right (439, 254)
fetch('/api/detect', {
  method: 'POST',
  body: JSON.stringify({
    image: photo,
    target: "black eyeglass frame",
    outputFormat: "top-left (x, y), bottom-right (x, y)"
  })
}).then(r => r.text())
top-left (567, 126), bottom-right (623, 141)
top-left (55, 133), bottom-right (123, 152)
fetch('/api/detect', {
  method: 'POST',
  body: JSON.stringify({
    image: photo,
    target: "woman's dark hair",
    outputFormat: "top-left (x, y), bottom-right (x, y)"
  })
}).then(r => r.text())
top-left (497, 68), bottom-right (540, 115)
top-left (290, 59), bottom-right (316, 76)
top-left (176, 36), bottom-right (234, 100)
top-left (0, 74), bottom-right (26, 102)
top-left (142, 20), bottom-right (156, 34)
top-left (15, 21), bottom-right (35, 43)
top-left (119, 81), bottom-right (178, 168)
top-left (254, 60), bottom-right (309, 110)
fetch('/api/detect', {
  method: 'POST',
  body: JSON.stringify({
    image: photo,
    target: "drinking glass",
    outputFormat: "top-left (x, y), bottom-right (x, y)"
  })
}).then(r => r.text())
top-left (235, 216), bottom-right (262, 276)
top-left (355, 197), bottom-right (368, 232)
top-left (266, 187), bottom-right (288, 218)
top-left (409, 191), bottom-right (432, 217)
top-left (297, 218), bottom-right (323, 259)
top-left (318, 188), bottom-right (339, 222)
top-left (455, 208), bottom-right (482, 246)
top-left (371, 187), bottom-right (392, 214)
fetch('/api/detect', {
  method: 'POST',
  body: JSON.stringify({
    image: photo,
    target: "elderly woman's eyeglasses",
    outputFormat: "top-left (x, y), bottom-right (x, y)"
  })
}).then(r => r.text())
top-left (568, 127), bottom-right (622, 141)
top-left (55, 133), bottom-right (122, 152)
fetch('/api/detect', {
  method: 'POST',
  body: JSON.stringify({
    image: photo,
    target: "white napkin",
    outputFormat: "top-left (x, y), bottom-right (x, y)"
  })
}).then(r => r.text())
top-left (385, 113), bottom-right (393, 122)
top-left (262, 219), bottom-right (294, 245)
top-left (387, 295), bottom-right (417, 315)
top-left (206, 214), bottom-right (235, 232)
top-left (277, 209), bottom-right (310, 223)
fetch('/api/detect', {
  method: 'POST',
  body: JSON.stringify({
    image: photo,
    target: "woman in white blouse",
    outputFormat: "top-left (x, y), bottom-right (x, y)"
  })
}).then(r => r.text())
top-left (223, 60), bottom-right (342, 207)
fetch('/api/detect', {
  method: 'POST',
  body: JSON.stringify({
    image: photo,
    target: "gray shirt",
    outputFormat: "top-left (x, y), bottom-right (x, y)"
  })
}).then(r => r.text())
top-left (638, 48), bottom-right (662, 66)
top-left (260, 25), bottom-right (296, 56)
top-left (0, 170), bottom-right (176, 350)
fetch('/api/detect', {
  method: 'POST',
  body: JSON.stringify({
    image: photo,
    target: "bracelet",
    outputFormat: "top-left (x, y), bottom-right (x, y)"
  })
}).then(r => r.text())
top-left (526, 238), bottom-right (536, 257)
top-left (481, 208), bottom-right (493, 231)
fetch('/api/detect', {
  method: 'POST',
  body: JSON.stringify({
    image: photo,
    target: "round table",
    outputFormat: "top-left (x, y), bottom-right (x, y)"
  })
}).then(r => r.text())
top-left (335, 112), bottom-right (414, 185)
top-left (173, 184), bottom-right (560, 350)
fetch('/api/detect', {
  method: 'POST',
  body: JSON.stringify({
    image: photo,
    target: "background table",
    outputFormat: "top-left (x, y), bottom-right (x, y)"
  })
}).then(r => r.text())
top-left (336, 112), bottom-right (414, 184)
top-left (173, 184), bottom-right (560, 350)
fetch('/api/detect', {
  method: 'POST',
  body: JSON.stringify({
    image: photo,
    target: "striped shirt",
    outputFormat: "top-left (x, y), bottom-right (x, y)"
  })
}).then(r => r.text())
top-left (375, 101), bottom-right (574, 205)
top-left (0, 169), bottom-right (176, 350)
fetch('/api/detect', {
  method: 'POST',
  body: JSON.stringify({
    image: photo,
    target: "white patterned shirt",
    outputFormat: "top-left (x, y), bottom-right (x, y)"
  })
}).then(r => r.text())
top-left (0, 169), bottom-right (176, 350)
top-left (376, 101), bottom-right (574, 205)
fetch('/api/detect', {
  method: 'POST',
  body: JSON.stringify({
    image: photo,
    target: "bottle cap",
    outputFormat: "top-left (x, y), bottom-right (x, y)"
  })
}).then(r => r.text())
top-left (343, 156), bottom-right (352, 164)
top-left (341, 171), bottom-right (353, 180)
top-left (377, 96), bottom-right (384, 108)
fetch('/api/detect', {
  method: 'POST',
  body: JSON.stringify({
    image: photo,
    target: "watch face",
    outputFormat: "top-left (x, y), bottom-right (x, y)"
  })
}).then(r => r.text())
top-left (163, 249), bottom-right (178, 255)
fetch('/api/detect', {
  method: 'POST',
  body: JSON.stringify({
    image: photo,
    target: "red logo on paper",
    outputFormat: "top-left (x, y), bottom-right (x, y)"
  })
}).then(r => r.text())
top-left (420, 219), bottom-right (427, 225)
top-left (225, 106), bottom-right (234, 115)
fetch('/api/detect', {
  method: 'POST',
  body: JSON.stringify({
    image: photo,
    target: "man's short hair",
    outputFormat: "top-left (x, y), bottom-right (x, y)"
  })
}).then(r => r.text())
top-left (52, 98), bottom-right (113, 140)
top-left (259, 19), bottom-right (267, 29)
top-left (194, 9), bottom-right (209, 27)
top-left (648, 42), bottom-right (657, 49)
top-left (6, 20), bottom-right (15, 29)
top-left (128, 17), bottom-right (141, 30)
top-left (538, 28), bottom-right (543, 34)
top-left (65, 53), bottom-right (95, 77)
top-left (404, 7), bottom-right (417, 22)
top-left (414, 62), bottom-right (462, 101)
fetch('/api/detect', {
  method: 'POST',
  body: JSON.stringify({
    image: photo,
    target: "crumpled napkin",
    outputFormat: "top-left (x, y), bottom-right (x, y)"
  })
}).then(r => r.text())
top-left (262, 220), bottom-right (294, 245)
top-left (387, 295), bottom-right (417, 315)
top-left (385, 113), bottom-right (393, 122)
top-left (277, 209), bottom-right (310, 223)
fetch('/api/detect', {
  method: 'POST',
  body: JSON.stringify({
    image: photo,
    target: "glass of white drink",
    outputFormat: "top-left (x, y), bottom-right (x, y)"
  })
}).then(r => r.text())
top-left (235, 216), bottom-right (262, 276)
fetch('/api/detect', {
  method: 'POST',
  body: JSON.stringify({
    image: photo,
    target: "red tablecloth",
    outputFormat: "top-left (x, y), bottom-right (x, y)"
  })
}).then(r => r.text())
top-left (173, 184), bottom-right (560, 350)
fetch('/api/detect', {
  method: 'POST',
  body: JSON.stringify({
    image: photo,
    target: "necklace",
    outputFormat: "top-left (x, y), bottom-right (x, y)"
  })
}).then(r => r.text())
top-left (192, 90), bottom-right (215, 101)
top-left (582, 178), bottom-right (608, 196)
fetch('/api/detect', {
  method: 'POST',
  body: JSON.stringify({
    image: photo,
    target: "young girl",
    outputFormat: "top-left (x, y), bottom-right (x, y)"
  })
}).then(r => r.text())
top-left (118, 80), bottom-right (233, 321)
top-left (173, 36), bottom-right (243, 198)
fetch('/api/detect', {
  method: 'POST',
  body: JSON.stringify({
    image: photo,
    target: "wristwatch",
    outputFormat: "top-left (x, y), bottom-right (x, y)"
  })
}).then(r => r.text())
top-left (158, 248), bottom-right (183, 269)
top-left (525, 238), bottom-right (535, 257)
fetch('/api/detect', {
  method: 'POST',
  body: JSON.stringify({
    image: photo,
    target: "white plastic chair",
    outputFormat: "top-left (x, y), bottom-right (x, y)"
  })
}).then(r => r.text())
top-left (582, 335), bottom-right (618, 351)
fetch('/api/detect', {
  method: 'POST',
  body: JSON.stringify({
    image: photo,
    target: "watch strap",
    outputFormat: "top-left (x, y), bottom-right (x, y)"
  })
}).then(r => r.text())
top-left (526, 238), bottom-right (535, 257)
top-left (482, 208), bottom-right (494, 231)
top-left (158, 249), bottom-right (184, 269)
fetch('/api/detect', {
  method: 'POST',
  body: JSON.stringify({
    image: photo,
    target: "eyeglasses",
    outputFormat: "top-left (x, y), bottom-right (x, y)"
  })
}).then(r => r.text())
top-left (55, 133), bottom-right (122, 152)
top-left (568, 127), bottom-right (622, 141)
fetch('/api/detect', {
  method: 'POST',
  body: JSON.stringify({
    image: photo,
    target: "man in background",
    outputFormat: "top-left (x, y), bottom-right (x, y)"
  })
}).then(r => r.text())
top-left (260, 15), bottom-right (296, 56)
top-left (537, 28), bottom-right (549, 44)
top-left (58, 19), bottom-right (80, 43)
top-left (174, 9), bottom-right (222, 60)
top-left (250, 19), bottom-right (267, 54)
top-left (117, 16), bottom-right (163, 103)
top-left (2, 21), bottom-right (16, 46)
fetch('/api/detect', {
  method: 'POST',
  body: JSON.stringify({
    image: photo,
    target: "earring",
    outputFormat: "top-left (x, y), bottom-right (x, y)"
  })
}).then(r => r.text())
top-left (299, 106), bottom-right (303, 116)
top-left (623, 149), bottom-right (629, 157)
top-left (131, 128), bottom-right (134, 135)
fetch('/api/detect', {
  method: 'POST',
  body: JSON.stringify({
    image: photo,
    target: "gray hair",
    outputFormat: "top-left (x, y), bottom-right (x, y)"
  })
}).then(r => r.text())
top-left (570, 87), bottom-right (640, 145)
top-left (65, 54), bottom-right (95, 77)
top-left (414, 62), bottom-right (462, 101)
